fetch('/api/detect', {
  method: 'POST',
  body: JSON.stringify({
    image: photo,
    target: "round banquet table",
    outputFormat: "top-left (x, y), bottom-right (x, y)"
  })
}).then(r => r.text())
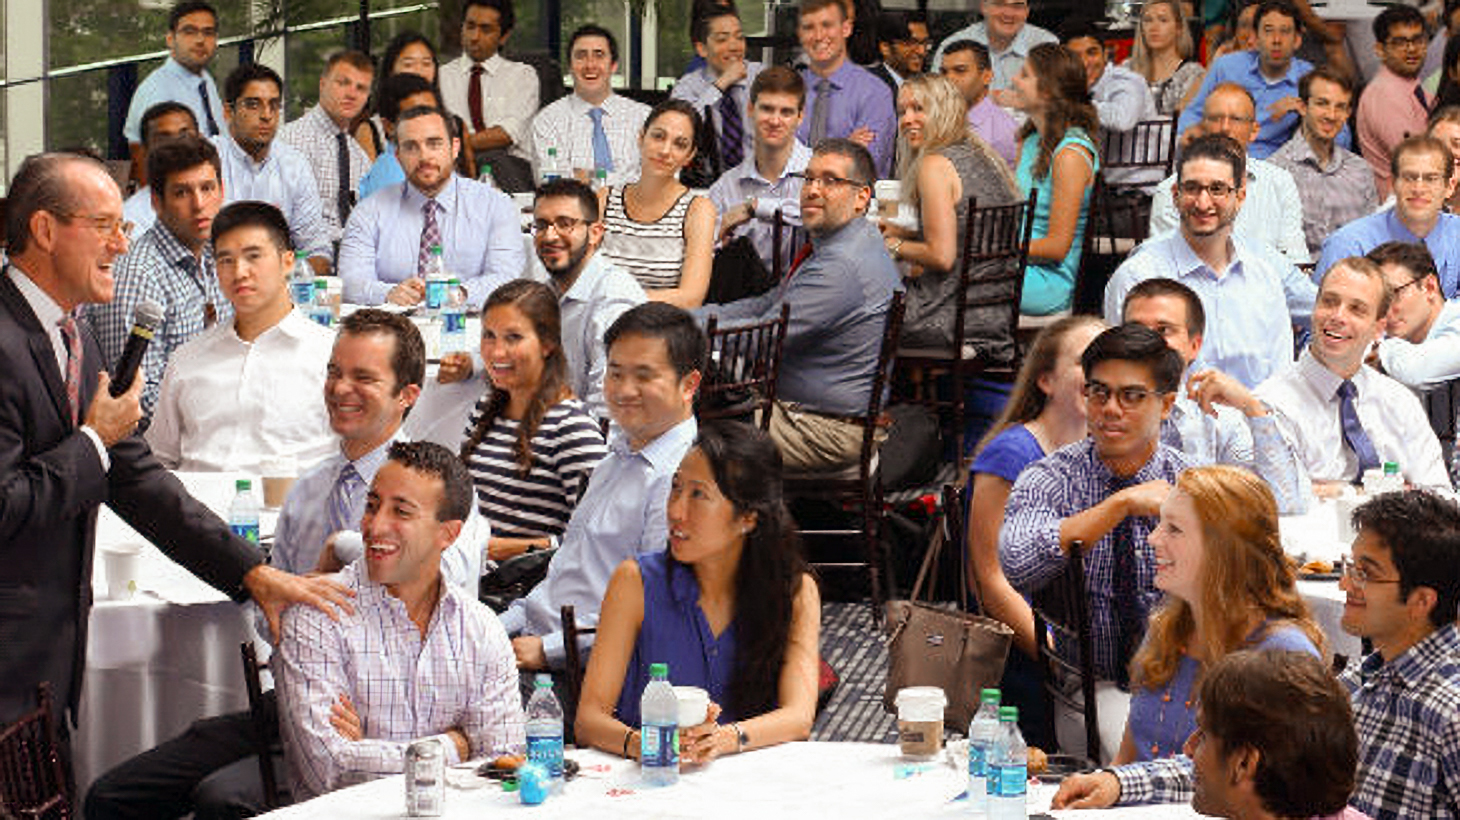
top-left (254, 741), bottom-right (1205, 819)
top-left (1282, 496), bottom-right (1365, 660)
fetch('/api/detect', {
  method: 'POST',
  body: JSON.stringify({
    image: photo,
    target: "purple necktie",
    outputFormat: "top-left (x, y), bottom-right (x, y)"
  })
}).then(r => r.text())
top-left (417, 199), bottom-right (441, 275)
top-left (1338, 380), bottom-right (1380, 481)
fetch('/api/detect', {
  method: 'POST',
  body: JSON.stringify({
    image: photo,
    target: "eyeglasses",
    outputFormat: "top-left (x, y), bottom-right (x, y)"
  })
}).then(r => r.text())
top-left (1339, 554), bottom-right (1402, 591)
top-left (531, 215), bottom-right (591, 235)
top-left (790, 171), bottom-right (869, 191)
top-left (1384, 34), bottom-right (1428, 50)
top-left (1201, 112), bottom-right (1255, 126)
top-left (236, 97), bottom-right (282, 113)
top-left (56, 213), bottom-right (132, 240)
top-left (985, 0), bottom-right (1029, 8)
top-left (1178, 180), bottom-right (1239, 199)
top-left (1083, 381), bottom-right (1164, 409)
top-left (1392, 276), bottom-right (1426, 297)
top-left (1396, 171), bottom-right (1448, 187)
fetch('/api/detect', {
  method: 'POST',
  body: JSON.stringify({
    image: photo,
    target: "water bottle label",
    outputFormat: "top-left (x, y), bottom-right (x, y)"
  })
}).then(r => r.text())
top-left (309, 309), bottom-right (333, 328)
top-left (996, 763), bottom-right (1027, 797)
top-left (425, 278), bottom-right (447, 310)
top-left (526, 735), bottom-right (564, 778)
top-left (230, 522), bottom-right (260, 545)
top-left (640, 723), bottom-right (678, 769)
top-left (290, 281), bottom-right (314, 305)
top-left (443, 311), bottom-right (466, 335)
top-left (969, 745), bottom-right (988, 777)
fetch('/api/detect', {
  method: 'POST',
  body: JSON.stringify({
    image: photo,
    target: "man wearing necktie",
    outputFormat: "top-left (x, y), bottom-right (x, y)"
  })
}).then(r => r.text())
top-left (1256, 257), bottom-right (1452, 493)
top-left (670, 5), bottom-right (763, 175)
top-left (529, 26), bottom-right (650, 188)
top-left (1357, 5), bottom-right (1432, 200)
top-left (793, 0), bottom-right (897, 177)
top-left (438, 0), bottom-right (540, 192)
top-left (123, 1), bottom-right (226, 188)
top-left (1000, 324), bottom-right (1193, 762)
top-left (280, 51), bottom-right (375, 246)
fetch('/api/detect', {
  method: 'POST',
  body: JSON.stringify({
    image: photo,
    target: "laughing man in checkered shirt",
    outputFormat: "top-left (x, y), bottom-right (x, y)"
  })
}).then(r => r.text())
top-left (1053, 490), bottom-right (1460, 820)
top-left (276, 441), bottom-right (525, 800)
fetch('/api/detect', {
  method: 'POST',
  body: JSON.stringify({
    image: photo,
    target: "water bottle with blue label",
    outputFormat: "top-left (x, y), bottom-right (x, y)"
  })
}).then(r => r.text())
top-left (289, 258), bottom-right (314, 308)
top-left (228, 479), bottom-right (261, 555)
top-left (525, 673), bottom-right (565, 791)
top-left (308, 279), bottom-right (333, 327)
top-left (640, 662), bottom-right (679, 787)
top-left (987, 706), bottom-right (1027, 819)
top-left (422, 245), bottom-right (447, 317)
top-left (968, 688), bottom-right (1001, 814)
top-left (440, 278), bottom-right (467, 354)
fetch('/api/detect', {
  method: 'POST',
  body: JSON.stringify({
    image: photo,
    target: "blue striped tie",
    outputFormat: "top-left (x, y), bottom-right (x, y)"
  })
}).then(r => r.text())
top-left (327, 463), bottom-right (363, 535)
top-left (718, 92), bottom-right (745, 169)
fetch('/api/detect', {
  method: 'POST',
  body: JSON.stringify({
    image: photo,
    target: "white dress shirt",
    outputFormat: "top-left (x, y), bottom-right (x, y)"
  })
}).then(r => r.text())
top-left (338, 174), bottom-right (526, 309)
top-left (1255, 349), bottom-right (1451, 488)
top-left (438, 53), bottom-right (539, 162)
top-left (276, 561), bottom-right (524, 799)
top-left (530, 92), bottom-right (650, 188)
top-left (1148, 157), bottom-right (1310, 265)
top-left (147, 309), bottom-right (337, 474)
top-left (1378, 299), bottom-right (1460, 390)
top-left (213, 134), bottom-right (333, 261)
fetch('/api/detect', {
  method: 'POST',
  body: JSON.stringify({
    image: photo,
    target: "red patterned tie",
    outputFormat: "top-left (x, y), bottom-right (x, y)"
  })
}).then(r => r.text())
top-left (417, 199), bottom-right (441, 275)
top-left (468, 64), bottom-right (487, 132)
top-left (58, 312), bottom-right (82, 426)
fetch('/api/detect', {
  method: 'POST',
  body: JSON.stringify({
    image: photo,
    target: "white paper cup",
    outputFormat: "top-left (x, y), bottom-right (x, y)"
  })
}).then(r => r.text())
top-left (102, 542), bottom-right (145, 600)
top-left (894, 686), bottom-right (946, 758)
top-left (674, 685), bottom-right (710, 728)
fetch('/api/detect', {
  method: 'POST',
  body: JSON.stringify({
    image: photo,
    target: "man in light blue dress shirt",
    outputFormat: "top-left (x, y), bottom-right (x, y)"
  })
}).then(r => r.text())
top-left (214, 63), bottom-right (333, 274)
top-left (123, 2), bottom-right (226, 173)
top-left (1106, 134), bottom-right (1315, 389)
top-left (671, 5), bottom-right (762, 173)
top-left (930, 0), bottom-right (1057, 94)
top-left (339, 107), bottom-right (525, 310)
top-left (499, 303), bottom-right (702, 671)
top-left (795, 0), bottom-right (896, 178)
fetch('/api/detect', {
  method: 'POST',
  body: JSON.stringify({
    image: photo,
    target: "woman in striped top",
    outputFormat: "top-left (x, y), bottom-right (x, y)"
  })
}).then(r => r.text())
top-left (599, 98), bottom-right (717, 309)
top-left (460, 280), bottom-right (608, 561)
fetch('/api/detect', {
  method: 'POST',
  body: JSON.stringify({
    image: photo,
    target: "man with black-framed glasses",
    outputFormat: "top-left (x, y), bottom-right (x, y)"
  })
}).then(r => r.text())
top-left (1106, 133), bottom-right (1315, 389)
top-left (1368, 240), bottom-right (1460, 391)
top-left (696, 138), bottom-right (898, 471)
top-left (1001, 322), bottom-right (1193, 762)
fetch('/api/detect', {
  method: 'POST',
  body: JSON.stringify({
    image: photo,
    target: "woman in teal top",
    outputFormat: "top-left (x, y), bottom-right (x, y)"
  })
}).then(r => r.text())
top-left (1009, 43), bottom-right (1100, 316)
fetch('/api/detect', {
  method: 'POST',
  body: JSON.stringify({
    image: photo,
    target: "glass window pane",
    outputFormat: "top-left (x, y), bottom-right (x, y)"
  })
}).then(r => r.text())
top-left (562, 0), bottom-right (630, 88)
top-left (285, 26), bottom-right (355, 121)
top-left (47, 70), bottom-right (113, 156)
top-left (48, 0), bottom-right (243, 70)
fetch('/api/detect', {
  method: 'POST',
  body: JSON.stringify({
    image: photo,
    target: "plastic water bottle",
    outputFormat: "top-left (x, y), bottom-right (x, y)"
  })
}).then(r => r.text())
top-left (422, 245), bottom-right (448, 318)
top-left (289, 257), bottom-right (314, 308)
top-left (440, 278), bottom-right (467, 354)
top-left (308, 279), bottom-right (333, 327)
top-left (479, 163), bottom-right (495, 188)
top-left (541, 147), bottom-right (563, 183)
top-left (987, 706), bottom-right (1027, 820)
top-left (967, 688), bottom-right (1001, 814)
top-left (592, 168), bottom-right (608, 192)
top-left (525, 674), bottom-right (565, 791)
top-left (640, 662), bottom-right (679, 787)
top-left (229, 479), bottom-right (262, 555)
top-left (1383, 461), bottom-right (1402, 493)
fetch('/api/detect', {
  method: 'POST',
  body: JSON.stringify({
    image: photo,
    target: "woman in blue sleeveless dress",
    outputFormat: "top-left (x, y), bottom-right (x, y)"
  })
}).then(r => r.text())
top-left (1009, 43), bottom-right (1101, 316)
top-left (574, 421), bottom-right (820, 764)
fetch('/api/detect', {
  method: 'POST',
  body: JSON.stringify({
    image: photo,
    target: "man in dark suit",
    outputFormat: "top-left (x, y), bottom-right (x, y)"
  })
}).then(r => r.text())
top-left (0, 152), bottom-right (350, 761)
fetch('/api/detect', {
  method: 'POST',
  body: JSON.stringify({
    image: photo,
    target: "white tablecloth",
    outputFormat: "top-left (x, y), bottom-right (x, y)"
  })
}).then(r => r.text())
top-left (1281, 498), bottom-right (1361, 659)
top-left (76, 472), bottom-right (275, 796)
top-left (255, 742), bottom-right (1204, 819)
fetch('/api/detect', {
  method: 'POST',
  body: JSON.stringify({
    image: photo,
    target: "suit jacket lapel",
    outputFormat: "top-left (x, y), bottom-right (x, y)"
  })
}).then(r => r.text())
top-left (0, 267), bottom-right (75, 428)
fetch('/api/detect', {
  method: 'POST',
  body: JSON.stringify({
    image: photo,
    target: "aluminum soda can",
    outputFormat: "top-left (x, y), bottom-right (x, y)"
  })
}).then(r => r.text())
top-left (404, 738), bottom-right (445, 816)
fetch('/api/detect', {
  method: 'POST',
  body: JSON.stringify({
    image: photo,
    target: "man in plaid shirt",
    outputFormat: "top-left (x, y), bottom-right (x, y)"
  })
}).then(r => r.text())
top-left (276, 441), bottom-right (525, 800)
top-left (1054, 490), bottom-right (1460, 820)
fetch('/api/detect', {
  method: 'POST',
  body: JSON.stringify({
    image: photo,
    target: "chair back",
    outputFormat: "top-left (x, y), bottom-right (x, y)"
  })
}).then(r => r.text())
top-left (1029, 542), bottom-right (1100, 761)
top-left (1421, 378), bottom-right (1460, 468)
top-left (240, 643), bottom-right (281, 810)
top-left (0, 683), bottom-right (70, 820)
top-left (700, 303), bottom-right (791, 429)
top-left (859, 290), bottom-right (907, 483)
top-left (959, 193), bottom-right (1038, 370)
top-left (1100, 115), bottom-right (1179, 176)
top-left (560, 604), bottom-right (598, 739)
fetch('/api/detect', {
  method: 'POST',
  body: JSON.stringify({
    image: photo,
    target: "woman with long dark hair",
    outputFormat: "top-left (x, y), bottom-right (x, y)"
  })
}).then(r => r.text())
top-left (1009, 43), bottom-right (1101, 316)
top-left (459, 279), bottom-right (607, 561)
top-left (599, 98), bottom-right (717, 309)
top-left (575, 421), bottom-right (820, 763)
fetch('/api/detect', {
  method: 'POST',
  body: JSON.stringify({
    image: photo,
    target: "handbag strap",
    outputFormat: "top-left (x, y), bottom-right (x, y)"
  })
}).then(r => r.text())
top-left (909, 508), bottom-right (947, 604)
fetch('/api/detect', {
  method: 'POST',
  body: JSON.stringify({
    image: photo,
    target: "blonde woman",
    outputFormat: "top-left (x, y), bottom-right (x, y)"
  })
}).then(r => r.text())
top-left (1124, 0), bottom-right (1206, 116)
top-left (880, 73), bottom-right (1020, 350)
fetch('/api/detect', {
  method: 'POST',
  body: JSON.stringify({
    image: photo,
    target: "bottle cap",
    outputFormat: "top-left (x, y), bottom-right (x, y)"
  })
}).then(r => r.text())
top-left (431, 244), bottom-right (443, 255)
top-left (449, 277), bottom-right (461, 285)
top-left (535, 673), bottom-right (552, 687)
top-left (236, 478), bottom-right (251, 491)
top-left (1383, 461), bottom-right (1399, 474)
top-left (650, 662), bottom-right (668, 677)
top-left (981, 688), bottom-right (1001, 704)
top-left (998, 706), bottom-right (1018, 721)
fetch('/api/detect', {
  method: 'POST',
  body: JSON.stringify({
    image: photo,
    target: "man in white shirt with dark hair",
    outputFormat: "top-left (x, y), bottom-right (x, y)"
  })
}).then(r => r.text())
top-left (531, 25), bottom-right (649, 188)
top-left (438, 0), bottom-right (539, 192)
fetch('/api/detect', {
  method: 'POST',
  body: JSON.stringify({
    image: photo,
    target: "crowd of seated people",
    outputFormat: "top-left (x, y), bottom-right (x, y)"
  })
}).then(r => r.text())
top-left (25, 0), bottom-right (1460, 818)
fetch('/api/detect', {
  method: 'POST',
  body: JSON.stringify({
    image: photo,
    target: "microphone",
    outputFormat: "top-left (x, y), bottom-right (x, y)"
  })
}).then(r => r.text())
top-left (110, 300), bottom-right (164, 397)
